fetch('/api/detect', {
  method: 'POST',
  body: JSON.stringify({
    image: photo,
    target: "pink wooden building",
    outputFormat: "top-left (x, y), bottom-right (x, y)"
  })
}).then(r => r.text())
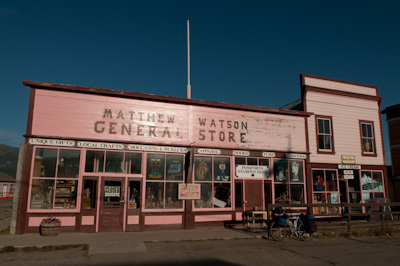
top-left (14, 74), bottom-right (388, 234)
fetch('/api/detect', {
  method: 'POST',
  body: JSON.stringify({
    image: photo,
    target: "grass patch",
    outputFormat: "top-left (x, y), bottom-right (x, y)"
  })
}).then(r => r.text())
top-left (317, 226), bottom-right (400, 238)
top-left (2, 246), bottom-right (16, 252)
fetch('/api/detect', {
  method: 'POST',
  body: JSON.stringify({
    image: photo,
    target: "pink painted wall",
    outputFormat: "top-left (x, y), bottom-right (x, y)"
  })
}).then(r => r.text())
top-left (32, 89), bottom-right (307, 152)
top-left (28, 216), bottom-right (76, 227)
top-left (144, 215), bottom-right (182, 225)
top-left (195, 214), bottom-right (232, 222)
top-left (306, 91), bottom-right (384, 165)
top-left (304, 76), bottom-right (377, 96)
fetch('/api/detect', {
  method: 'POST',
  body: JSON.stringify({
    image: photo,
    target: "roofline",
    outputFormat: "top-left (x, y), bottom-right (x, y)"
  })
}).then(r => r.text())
top-left (22, 80), bottom-right (313, 117)
top-left (300, 74), bottom-right (378, 89)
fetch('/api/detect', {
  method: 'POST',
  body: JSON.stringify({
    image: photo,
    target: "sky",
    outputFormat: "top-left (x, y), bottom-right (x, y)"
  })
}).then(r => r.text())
top-left (0, 0), bottom-right (399, 164)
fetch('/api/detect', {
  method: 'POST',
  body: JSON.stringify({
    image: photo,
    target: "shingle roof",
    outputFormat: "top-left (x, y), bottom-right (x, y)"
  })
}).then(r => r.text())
top-left (0, 172), bottom-right (15, 183)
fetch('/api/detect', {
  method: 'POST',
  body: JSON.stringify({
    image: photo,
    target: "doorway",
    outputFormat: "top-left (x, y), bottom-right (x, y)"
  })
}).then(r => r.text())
top-left (99, 177), bottom-right (125, 232)
top-left (244, 180), bottom-right (263, 211)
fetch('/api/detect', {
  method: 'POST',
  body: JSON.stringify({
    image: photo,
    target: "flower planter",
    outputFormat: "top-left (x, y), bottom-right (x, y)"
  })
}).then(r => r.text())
top-left (40, 223), bottom-right (61, 236)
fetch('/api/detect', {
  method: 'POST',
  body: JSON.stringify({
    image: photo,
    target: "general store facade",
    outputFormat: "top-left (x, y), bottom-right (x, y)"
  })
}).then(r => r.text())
top-left (15, 74), bottom-right (389, 234)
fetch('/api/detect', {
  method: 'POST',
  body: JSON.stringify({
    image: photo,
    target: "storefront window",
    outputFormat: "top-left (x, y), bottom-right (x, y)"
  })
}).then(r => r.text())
top-left (312, 169), bottom-right (339, 215)
top-left (274, 160), bottom-right (305, 204)
top-left (30, 147), bottom-right (80, 210)
top-left (128, 181), bottom-right (141, 209)
top-left (85, 150), bottom-right (142, 174)
top-left (105, 152), bottom-right (124, 173)
top-left (194, 156), bottom-right (231, 209)
top-left (82, 179), bottom-right (97, 209)
top-left (125, 153), bottom-right (142, 174)
top-left (145, 153), bottom-right (183, 209)
top-left (361, 171), bottom-right (384, 201)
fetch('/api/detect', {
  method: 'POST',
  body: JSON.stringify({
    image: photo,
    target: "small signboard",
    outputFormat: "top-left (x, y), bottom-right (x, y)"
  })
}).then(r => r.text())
top-left (338, 164), bottom-right (361, 170)
top-left (236, 165), bottom-right (269, 178)
top-left (197, 148), bottom-right (221, 155)
top-left (104, 186), bottom-right (121, 197)
top-left (262, 152), bottom-right (276, 158)
top-left (343, 170), bottom-right (353, 175)
top-left (178, 184), bottom-right (201, 200)
top-left (286, 153), bottom-right (307, 159)
top-left (344, 174), bottom-right (354, 180)
top-left (341, 155), bottom-right (356, 164)
top-left (29, 138), bottom-right (75, 147)
top-left (233, 150), bottom-right (250, 156)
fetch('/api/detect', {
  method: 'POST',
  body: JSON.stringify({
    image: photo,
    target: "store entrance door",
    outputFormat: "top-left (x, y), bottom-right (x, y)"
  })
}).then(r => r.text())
top-left (244, 180), bottom-right (263, 211)
top-left (99, 177), bottom-right (125, 232)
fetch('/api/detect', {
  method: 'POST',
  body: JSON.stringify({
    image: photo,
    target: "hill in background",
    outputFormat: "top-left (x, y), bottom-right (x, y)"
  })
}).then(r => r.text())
top-left (0, 144), bottom-right (19, 177)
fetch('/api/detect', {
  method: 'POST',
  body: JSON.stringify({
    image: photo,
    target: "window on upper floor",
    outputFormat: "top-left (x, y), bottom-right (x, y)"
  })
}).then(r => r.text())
top-left (316, 116), bottom-right (334, 153)
top-left (360, 121), bottom-right (376, 156)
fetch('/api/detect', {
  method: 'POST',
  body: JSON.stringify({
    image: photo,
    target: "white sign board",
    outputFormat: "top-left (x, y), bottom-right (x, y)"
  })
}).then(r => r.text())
top-left (233, 150), bottom-right (250, 156)
top-left (286, 153), bottom-right (307, 159)
top-left (344, 174), bottom-right (354, 180)
top-left (236, 165), bottom-right (269, 178)
top-left (128, 144), bottom-right (188, 153)
top-left (343, 170), bottom-right (354, 175)
top-left (197, 148), bottom-right (221, 155)
top-left (262, 152), bottom-right (276, 158)
top-left (29, 138), bottom-right (75, 147)
top-left (104, 186), bottom-right (121, 197)
top-left (78, 141), bottom-right (124, 150)
top-left (178, 184), bottom-right (201, 200)
top-left (338, 164), bottom-right (361, 170)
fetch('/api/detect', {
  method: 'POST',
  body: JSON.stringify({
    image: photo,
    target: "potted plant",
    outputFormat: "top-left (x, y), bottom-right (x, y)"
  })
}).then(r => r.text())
top-left (40, 217), bottom-right (61, 236)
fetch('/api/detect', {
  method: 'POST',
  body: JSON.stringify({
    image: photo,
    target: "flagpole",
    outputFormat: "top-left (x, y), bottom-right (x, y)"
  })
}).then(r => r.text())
top-left (187, 17), bottom-right (191, 99)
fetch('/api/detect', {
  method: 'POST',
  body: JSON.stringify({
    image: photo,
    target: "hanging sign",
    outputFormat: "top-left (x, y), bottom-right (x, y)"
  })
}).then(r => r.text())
top-left (262, 152), bottom-right (275, 158)
top-left (338, 164), bottom-right (361, 170)
top-left (343, 170), bottom-right (354, 175)
top-left (128, 144), bottom-right (188, 153)
top-left (104, 186), bottom-right (121, 197)
top-left (342, 155), bottom-right (356, 164)
top-left (236, 165), bottom-right (269, 178)
top-left (29, 138), bottom-right (75, 147)
top-left (344, 174), bottom-right (354, 180)
top-left (233, 150), bottom-right (250, 156)
top-left (197, 148), bottom-right (221, 155)
top-left (286, 153), bottom-right (307, 159)
top-left (178, 184), bottom-right (201, 200)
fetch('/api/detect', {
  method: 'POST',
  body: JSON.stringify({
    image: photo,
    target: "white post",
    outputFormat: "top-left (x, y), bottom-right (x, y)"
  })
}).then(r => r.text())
top-left (187, 17), bottom-right (191, 99)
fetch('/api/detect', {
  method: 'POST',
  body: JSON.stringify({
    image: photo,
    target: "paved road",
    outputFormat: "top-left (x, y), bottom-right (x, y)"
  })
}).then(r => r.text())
top-left (1, 235), bottom-right (400, 266)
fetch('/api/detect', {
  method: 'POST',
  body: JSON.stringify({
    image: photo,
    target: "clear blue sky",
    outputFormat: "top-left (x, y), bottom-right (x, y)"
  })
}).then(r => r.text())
top-left (1, 0), bottom-right (399, 164)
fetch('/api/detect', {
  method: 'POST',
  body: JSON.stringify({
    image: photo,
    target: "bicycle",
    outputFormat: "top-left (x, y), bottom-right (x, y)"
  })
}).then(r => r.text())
top-left (269, 209), bottom-right (314, 241)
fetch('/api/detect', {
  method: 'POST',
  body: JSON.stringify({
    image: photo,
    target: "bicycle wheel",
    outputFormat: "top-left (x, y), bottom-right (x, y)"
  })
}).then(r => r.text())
top-left (297, 222), bottom-right (313, 241)
top-left (269, 220), bottom-right (286, 241)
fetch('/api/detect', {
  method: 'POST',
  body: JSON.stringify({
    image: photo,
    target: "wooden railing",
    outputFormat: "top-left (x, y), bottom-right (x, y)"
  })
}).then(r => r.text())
top-left (265, 202), bottom-right (400, 233)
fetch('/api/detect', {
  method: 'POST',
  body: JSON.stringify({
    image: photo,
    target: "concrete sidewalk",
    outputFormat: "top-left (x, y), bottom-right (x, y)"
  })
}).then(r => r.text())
top-left (0, 227), bottom-right (259, 255)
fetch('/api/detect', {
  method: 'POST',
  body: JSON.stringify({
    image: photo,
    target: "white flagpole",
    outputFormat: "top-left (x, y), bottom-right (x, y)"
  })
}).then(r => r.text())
top-left (187, 17), bottom-right (191, 99)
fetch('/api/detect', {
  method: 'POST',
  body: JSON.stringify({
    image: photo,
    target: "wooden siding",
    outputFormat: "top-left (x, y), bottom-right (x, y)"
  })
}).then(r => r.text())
top-left (388, 119), bottom-right (400, 146)
top-left (304, 77), bottom-right (377, 96)
top-left (31, 89), bottom-right (307, 152)
top-left (306, 91), bottom-right (384, 165)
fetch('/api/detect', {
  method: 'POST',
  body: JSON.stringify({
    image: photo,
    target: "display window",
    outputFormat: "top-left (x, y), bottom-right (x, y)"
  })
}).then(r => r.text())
top-left (84, 150), bottom-right (142, 174)
top-left (361, 171), bottom-right (384, 201)
top-left (273, 159), bottom-right (305, 204)
top-left (144, 153), bottom-right (184, 210)
top-left (194, 156), bottom-right (231, 209)
top-left (29, 147), bottom-right (80, 210)
top-left (312, 169), bottom-right (339, 215)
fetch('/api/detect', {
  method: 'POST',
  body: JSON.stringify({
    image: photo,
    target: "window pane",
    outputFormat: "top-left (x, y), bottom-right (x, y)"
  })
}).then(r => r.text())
top-left (195, 183), bottom-right (212, 208)
top-left (166, 155), bottom-right (183, 180)
top-left (55, 180), bottom-right (77, 209)
top-left (194, 157), bottom-right (212, 181)
top-left (30, 179), bottom-right (54, 209)
top-left (247, 158), bottom-right (257, 165)
top-left (259, 159), bottom-right (269, 166)
top-left (318, 135), bottom-right (325, 150)
top-left (104, 180), bottom-right (122, 208)
top-left (290, 184), bottom-right (304, 204)
top-left (213, 157), bottom-right (230, 181)
top-left (145, 182), bottom-right (164, 209)
top-left (318, 119), bottom-right (324, 134)
top-left (57, 149), bottom-right (80, 178)
top-left (362, 124), bottom-right (367, 137)
top-left (326, 170), bottom-right (338, 191)
top-left (290, 161), bottom-right (303, 182)
top-left (313, 193), bottom-right (327, 215)
top-left (324, 119), bottom-right (330, 134)
top-left (235, 157), bottom-right (246, 167)
top-left (372, 172), bottom-right (383, 191)
top-left (165, 182), bottom-right (182, 209)
top-left (128, 181), bottom-right (141, 209)
top-left (82, 180), bottom-right (97, 209)
top-left (125, 153), bottom-right (142, 174)
top-left (348, 171), bottom-right (361, 191)
top-left (264, 182), bottom-right (271, 206)
top-left (85, 151), bottom-right (104, 172)
top-left (363, 139), bottom-right (373, 153)
top-left (146, 154), bottom-right (165, 180)
top-left (327, 192), bottom-right (340, 214)
top-left (367, 124), bottom-right (373, 138)
top-left (361, 171), bottom-right (373, 191)
top-left (235, 182), bottom-right (242, 208)
top-left (313, 170), bottom-right (325, 191)
top-left (33, 148), bottom-right (57, 177)
top-left (105, 152), bottom-right (124, 173)
top-left (274, 160), bottom-right (288, 182)
top-left (324, 135), bottom-right (331, 149)
top-left (213, 183), bottom-right (231, 208)
top-left (274, 184), bottom-right (289, 203)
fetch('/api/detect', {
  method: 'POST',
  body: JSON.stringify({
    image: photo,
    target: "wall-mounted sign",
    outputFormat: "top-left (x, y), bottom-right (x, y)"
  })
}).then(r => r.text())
top-left (104, 186), bottom-right (121, 197)
top-left (344, 174), bottom-right (354, 179)
top-left (29, 138), bottom-right (75, 147)
top-left (77, 141), bottom-right (124, 150)
top-left (128, 144), bottom-right (188, 153)
top-left (338, 164), bottom-right (361, 170)
top-left (197, 148), bottom-right (221, 155)
top-left (262, 152), bottom-right (276, 158)
top-left (342, 155), bottom-right (356, 164)
top-left (236, 165), bottom-right (269, 178)
top-left (343, 170), bottom-right (353, 175)
top-left (233, 150), bottom-right (250, 156)
top-left (178, 184), bottom-right (201, 200)
top-left (286, 153), bottom-right (307, 159)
